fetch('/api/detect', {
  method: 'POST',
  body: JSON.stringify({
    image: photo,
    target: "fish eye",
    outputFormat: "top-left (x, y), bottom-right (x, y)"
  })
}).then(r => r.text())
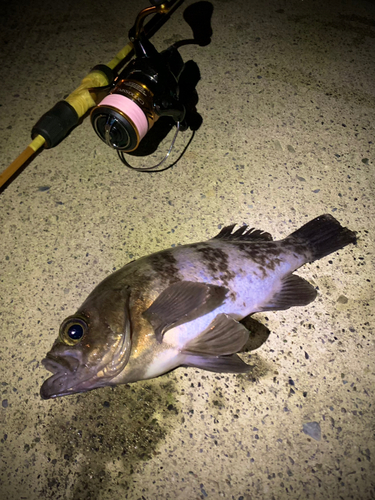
top-left (59, 316), bottom-right (88, 346)
top-left (67, 324), bottom-right (84, 340)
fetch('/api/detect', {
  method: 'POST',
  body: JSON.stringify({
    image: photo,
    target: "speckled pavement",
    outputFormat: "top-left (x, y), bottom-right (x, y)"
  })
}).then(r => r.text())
top-left (1, 0), bottom-right (374, 499)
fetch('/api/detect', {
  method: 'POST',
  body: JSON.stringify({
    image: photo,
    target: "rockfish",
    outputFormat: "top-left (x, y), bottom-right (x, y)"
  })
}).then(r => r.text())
top-left (41, 214), bottom-right (356, 399)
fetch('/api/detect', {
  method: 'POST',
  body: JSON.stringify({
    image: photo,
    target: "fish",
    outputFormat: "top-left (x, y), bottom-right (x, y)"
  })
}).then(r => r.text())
top-left (40, 214), bottom-right (356, 399)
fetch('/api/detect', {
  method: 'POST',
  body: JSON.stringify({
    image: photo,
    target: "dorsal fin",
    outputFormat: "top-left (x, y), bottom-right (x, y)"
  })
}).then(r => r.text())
top-left (213, 224), bottom-right (273, 242)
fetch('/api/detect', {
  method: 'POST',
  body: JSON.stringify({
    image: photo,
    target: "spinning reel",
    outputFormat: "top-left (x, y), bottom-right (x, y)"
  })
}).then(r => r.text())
top-left (90, 0), bottom-right (213, 171)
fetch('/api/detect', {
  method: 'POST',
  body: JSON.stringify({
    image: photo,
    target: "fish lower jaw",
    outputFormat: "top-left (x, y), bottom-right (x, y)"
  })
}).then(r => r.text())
top-left (40, 366), bottom-right (115, 399)
top-left (40, 372), bottom-right (81, 399)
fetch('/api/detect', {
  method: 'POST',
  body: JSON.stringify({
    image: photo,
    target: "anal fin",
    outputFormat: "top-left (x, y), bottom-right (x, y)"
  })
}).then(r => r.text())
top-left (261, 274), bottom-right (317, 311)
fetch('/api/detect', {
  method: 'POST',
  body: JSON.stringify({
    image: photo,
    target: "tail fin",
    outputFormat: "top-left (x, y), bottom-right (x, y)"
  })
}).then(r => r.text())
top-left (288, 214), bottom-right (356, 262)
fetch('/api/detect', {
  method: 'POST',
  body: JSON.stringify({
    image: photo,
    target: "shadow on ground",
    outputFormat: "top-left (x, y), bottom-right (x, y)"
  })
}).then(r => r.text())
top-left (40, 377), bottom-right (179, 499)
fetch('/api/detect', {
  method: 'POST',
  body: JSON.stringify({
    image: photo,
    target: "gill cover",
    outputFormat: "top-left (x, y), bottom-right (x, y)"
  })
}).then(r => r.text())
top-left (96, 297), bottom-right (132, 379)
top-left (79, 285), bottom-right (133, 380)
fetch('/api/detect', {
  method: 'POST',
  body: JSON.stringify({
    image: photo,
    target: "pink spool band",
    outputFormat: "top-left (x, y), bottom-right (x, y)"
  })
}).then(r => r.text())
top-left (100, 94), bottom-right (148, 141)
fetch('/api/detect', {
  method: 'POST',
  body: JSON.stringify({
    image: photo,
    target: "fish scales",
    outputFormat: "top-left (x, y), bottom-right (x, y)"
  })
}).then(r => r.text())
top-left (40, 214), bottom-right (357, 399)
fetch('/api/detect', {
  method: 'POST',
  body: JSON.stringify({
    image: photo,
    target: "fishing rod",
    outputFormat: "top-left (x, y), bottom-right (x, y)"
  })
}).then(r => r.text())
top-left (0, 0), bottom-right (213, 189)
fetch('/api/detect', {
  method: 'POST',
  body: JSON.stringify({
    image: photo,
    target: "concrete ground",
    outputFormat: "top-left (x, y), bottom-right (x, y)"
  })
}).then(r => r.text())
top-left (1, 0), bottom-right (374, 498)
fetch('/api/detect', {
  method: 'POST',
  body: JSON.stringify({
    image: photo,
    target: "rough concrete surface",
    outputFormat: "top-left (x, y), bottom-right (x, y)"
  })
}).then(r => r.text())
top-left (0, 0), bottom-right (374, 499)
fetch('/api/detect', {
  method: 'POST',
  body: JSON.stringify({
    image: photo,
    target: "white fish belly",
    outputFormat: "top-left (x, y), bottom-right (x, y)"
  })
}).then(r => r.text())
top-left (143, 347), bottom-right (182, 379)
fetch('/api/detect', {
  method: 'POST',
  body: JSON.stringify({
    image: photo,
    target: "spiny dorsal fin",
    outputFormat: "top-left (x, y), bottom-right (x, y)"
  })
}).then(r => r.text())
top-left (213, 224), bottom-right (273, 242)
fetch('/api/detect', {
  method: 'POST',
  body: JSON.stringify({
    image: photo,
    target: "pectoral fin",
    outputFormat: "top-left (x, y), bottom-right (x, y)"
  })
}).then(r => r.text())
top-left (143, 281), bottom-right (228, 343)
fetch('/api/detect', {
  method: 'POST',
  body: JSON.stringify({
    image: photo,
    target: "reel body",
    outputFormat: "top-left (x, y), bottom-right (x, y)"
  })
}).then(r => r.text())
top-left (91, 41), bottom-right (186, 152)
top-left (90, 0), bottom-right (213, 171)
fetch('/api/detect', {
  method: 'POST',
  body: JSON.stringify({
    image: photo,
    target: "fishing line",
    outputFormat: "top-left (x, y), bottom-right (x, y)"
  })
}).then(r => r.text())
top-left (117, 126), bottom-right (196, 173)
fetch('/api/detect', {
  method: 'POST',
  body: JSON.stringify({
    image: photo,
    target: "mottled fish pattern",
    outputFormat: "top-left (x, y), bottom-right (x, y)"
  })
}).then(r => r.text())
top-left (41, 214), bottom-right (356, 399)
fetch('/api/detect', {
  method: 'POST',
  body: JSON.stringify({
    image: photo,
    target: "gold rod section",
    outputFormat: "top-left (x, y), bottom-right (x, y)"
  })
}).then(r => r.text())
top-left (133, 4), bottom-right (169, 39)
top-left (106, 43), bottom-right (133, 71)
top-left (0, 135), bottom-right (45, 189)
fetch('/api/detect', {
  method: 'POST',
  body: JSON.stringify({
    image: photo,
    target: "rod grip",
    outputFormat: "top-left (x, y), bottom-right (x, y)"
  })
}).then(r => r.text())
top-left (32, 101), bottom-right (79, 148)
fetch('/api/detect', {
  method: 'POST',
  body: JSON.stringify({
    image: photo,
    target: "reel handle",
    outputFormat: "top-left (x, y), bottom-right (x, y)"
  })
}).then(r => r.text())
top-left (183, 1), bottom-right (213, 46)
top-left (131, 0), bottom-right (181, 42)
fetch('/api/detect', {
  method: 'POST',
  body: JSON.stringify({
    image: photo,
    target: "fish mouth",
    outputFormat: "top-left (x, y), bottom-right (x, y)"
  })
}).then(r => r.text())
top-left (40, 354), bottom-right (108, 400)
top-left (42, 354), bottom-right (75, 374)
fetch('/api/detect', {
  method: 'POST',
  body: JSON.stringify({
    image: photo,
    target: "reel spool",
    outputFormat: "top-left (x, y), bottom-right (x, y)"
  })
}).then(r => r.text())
top-left (91, 81), bottom-right (156, 153)
top-left (91, 44), bottom-right (186, 159)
